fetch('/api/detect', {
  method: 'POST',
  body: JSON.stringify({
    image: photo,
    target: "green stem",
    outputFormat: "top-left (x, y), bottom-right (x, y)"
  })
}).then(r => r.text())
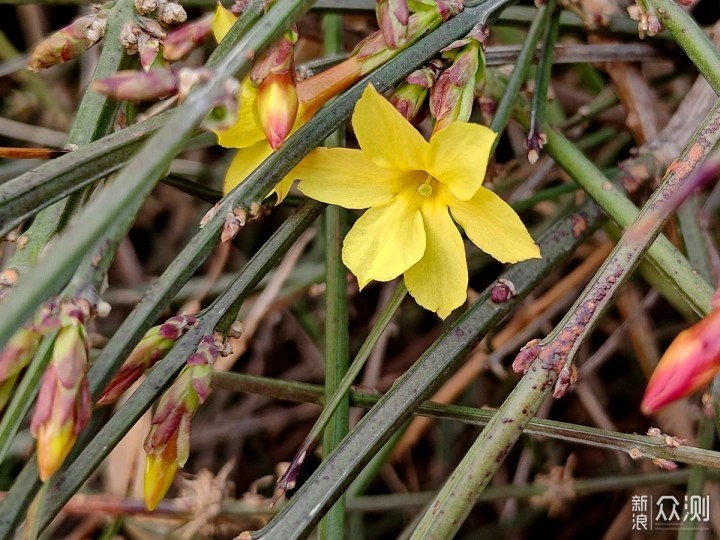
top-left (5, 0), bottom-right (135, 278)
top-left (647, 0), bottom-right (720, 96)
top-left (489, 3), bottom-right (550, 151)
top-left (408, 100), bottom-right (720, 540)
top-left (409, 359), bottom-right (555, 539)
top-left (249, 195), bottom-right (605, 539)
top-left (213, 370), bottom-right (720, 468)
top-left (319, 12), bottom-right (348, 540)
top-left (678, 414), bottom-right (716, 540)
top-left (526, 1), bottom-right (559, 162)
top-left (544, 127), bottom-right (715, 316)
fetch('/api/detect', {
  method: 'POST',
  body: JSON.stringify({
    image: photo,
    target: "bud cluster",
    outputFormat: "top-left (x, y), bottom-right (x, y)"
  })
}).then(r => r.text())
top-left (430, 29), bottom-right (487, 131)
top-left (28, 10), bottom-right (109, 72)
top-left (21, 288), bottom-right (109, 481)
top-left (389, 59), bottom-right (442, 124)
top-left (98, 314), bottom-right (198, 405)
top-left (627, 2), bottom-right (663, 38)
top-left (143, 334), bottom-right (221, 510)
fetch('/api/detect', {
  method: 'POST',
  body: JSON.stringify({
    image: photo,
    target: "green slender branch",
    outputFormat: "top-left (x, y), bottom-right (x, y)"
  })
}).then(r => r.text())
top-left (679, 415), bottom-right (716, 540)
top-left (21, 201), bottom-right (324, 535)
top-left (250, 194), bottom-right (605, 539)
top-left (409, 358), bottom-right (555, 539)
top-left (526, 1), bottom-right (558, 163)
top-left (5, 0), bottom-right (136, 278)
top-left (319, 12), bottom-right (348, 540)
top-left (409, 101), bottom-right (720, 540)
top-left (489, 3), bottom-right (550, 152)
top-left (278, 282), bottom-right (407, 492)
top-left (544, 126), bottom-right (715, 317)
top-left (647, 0), bottom-right (720, 96)
top-left (213, 371), bottom-right (720, 469)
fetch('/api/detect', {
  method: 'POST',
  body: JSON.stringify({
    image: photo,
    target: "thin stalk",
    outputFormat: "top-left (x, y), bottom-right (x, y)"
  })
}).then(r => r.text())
top-left (319, 12), bottom-right (348, 540)
top-left (647, 0), bottom-right (720, 96)
top-left (407, 102), bottom-right (720, 539)
top-left (349, 469), bottom-right (720, 512)
top-left (489, 3), bottom-right (550, 152)
top-left (212, 371), bottom-right (720, 469)
top-left (526, 2), bottom-right (559, 164)
top-left (544, 126), bottom-right (715, 317)
top-left (249, 197), bottom-right (605, 539)
top-left (678, 414), bottom-right (716, 540)
top-left (5, 0), bottom-right (135, 277)
top-left (279, 282), bottom-right (407, 491)
top-left (0, 0), bottom-right (307, 357)
top-left (409, 359), bottom-right (555, 539)
top-left (29, 201), bottom-right (326, 535)
top-left (678, 195), bottom-right (712, 283)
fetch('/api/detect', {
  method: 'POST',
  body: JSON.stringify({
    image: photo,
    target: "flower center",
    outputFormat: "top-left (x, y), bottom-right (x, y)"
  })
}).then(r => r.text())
top-left (417, 175), bottom-right (434, 197)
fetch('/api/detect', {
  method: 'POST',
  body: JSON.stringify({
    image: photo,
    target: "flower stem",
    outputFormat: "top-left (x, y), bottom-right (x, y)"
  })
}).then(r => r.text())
top-left (489, 3), bottom-right (551, 151)
top-left (318, 12), bottom-right (349, 540)
top-left (529, 102), bottom-right (720, 398)
top-left (526, 1), bottom-right (559, 164)
top-left (647, 0), bottom-right (720, 96)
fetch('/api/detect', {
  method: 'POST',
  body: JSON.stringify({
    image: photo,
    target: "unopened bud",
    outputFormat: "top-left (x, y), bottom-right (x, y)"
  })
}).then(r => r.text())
top-left (163, 14), bottom-right (213, 61)
top-left (437, 0), bottom-right (464, 20)
top-left (31, 322), bottom-right (91, 481)
top-left (255, 71), bottom-right (299, 149)
top-left (93, 69), bottom-right (178, 101)
top-left (376, 0), bottom-right (409, 49)
top-left (250, 32), bottom-right (296, 85)
top-left (138, 34), bottom-right (166, 71)
top-left (28, 15), bottom-right (101, 72)
top-left (120, 23), bottom-right (141, 54)
top-left (143, 335), bottom-right (218, 509)
top-left (389, 80), bottom-right (429, 125)
top-left (0, 327), bottom-right (42, 411)
top-left (431, 41), bottom-right (481, 129)
top-left (98, 314), bottom-right (198, 405)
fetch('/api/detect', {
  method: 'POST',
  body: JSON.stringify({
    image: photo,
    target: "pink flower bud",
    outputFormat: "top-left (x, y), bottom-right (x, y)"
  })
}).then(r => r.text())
top-left (28, 14), bottom-right (103, 72)
top-left (641, 308), bottom-right (720, 414)
top-left (143, 335), bottom-right (218, 509)
top-left (92, 69), bottom-right (179, 101)
top-left (98, 315), bottom-right (197, 405)
top-left (163, 14), bottom-right (213, 61)
top-left (376, 0), bottom-right (410, 49)
top-left (437, 0), bottom-right (464, 21)
top-left (31, 321), bottom-right (91, 481)
top-left (255, 71), bottom-right (299, 149)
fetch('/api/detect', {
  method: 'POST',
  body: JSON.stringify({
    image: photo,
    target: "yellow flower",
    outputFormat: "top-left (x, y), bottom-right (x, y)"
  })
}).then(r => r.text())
top-left (211, 4), bottom-right (297, 199)
top-left (295, 85), bottom-right (540, 318)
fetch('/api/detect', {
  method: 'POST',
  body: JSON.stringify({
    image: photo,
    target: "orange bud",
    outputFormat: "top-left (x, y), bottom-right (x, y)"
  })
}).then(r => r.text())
top-left (641, 308), bottom-right (720, 414)
top-left (255, 72), bottom-right (299, 150)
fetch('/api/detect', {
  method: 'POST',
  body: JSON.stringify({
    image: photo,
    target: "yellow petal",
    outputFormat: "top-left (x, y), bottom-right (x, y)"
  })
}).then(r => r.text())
top-left (216, 77), bottom-right (266, 149)
top-left (213, 4), bottom-right (237, 43)
top-left (144, 437), bottom-right (180, 511)
top-left (352, 85), bottom-right (429, 171)
top-left (404, 197), bottom-right (468, 319)
top-left (448, 186), bottom-right (540, 263)
top-left (224, 141), bottom-right (293, 202)
top-left (36, 421), bottom-right (76, 481)
top-left (427, 122), bottom-right (497, 201)
top-left (342, 188), bottom-right (425, 288)
top-left (295, 147), bottom-right (406, 209)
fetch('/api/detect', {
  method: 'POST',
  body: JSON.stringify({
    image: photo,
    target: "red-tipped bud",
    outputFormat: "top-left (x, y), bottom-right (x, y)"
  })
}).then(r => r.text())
top-left (641, 309), bottom-right (720, 415)
top-left (376, 0), bottom-right (410, 49)
top-left (437, 0), bottom-right (464, 20)
top-left (390, 61), bottom-right (441, 124)
top-left (255, 71), bottom-right (299, 149)
top-left (250, 31), bottom-right (296, 85)
top-left (98, 315), bottom-right (198, 406)
top-left (92, 69), bottom-right (178, 101)
top-left (138, 34), bottom-right (166, 71)
top-left (163, 14), bottom-right (213, 61)
top-left (430, 41), bottom-right (481, 129)
top-left (0, 328), bottom-right (41, 411)
top-left (143, 335), bottom-right (218, 509)
top-left (31, 322), bottom-right (91, 481)
top-left (28, 13), bottom-right (107, 72)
